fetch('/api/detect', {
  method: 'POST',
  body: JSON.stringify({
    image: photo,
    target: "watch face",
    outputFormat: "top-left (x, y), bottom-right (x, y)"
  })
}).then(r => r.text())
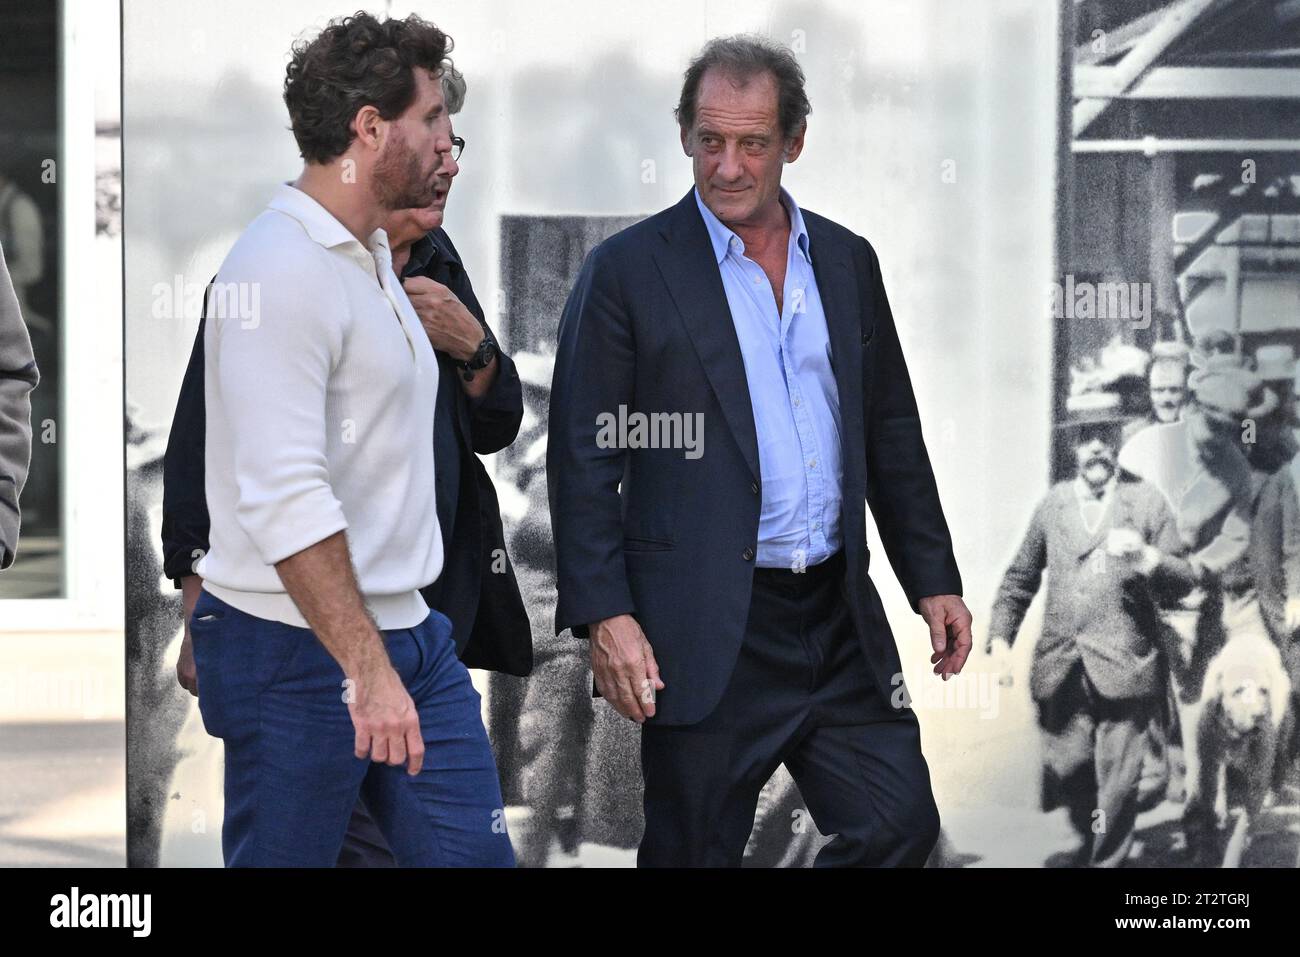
top-left (470, 335), bottom-right (496, 369)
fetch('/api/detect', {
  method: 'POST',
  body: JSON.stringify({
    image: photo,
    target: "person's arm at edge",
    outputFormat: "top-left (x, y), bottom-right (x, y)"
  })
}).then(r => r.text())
top-left (162, 308), bottom-right (212, 588)
top-left (464, 347), bottom-right (523, 453)
top-left (0, 244), bottom-right (38, 570)
top-left (435, 231), bottom-right (518, 426)
top-left (177, 574), bottom-right (203, 695)
top-left (450, 259), bottom-right (521, 446)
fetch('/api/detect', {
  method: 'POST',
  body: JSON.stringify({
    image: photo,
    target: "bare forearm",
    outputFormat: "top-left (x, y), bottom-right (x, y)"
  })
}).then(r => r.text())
top-left (181, 574), bottom-right (203, 622)
top-left (274, 530), bottom-right (387, 678)
top-left (457, 353), bottom-right (498, 401)
top-left (176, 574), bottom-right (205, 695)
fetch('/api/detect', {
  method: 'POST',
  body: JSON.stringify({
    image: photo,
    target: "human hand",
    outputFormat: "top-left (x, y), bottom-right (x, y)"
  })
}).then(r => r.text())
top-left (589, 614), bottom-right (664, 722)
top-left (918, 594), bottom-right (973, 681)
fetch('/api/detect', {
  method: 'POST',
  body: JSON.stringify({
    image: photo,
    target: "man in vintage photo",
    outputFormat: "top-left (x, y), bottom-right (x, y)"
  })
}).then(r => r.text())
top-left (1122, 339), bottom-right (1190, 442)
top-left (1119, 357), bottom-right (1276, 688)
top-left (987, 395), bottom-right (1196, 867)
top-left (1120, 355), bottom-right (1293, 854)
top-left (181, 12), bottom-right (514, 866)
top-left (548, 34), bottom-right (971, 867)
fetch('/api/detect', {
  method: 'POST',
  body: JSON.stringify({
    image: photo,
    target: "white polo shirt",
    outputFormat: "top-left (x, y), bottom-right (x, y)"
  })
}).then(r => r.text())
top-left (197, 183), bottom-right (443, 630)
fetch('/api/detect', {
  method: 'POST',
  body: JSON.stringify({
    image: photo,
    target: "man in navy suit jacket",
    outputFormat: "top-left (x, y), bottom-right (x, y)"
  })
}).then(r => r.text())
top-left (548, 35), bottom-right (972, 867)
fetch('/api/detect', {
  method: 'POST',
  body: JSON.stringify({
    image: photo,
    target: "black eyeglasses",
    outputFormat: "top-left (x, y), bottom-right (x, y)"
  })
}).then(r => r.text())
top-left (450, 135), bottom-right (465, 162)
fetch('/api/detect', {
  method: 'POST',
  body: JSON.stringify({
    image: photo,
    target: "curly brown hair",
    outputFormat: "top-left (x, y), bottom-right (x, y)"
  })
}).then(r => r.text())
top-left (283, 11), bottom-right (456, 165)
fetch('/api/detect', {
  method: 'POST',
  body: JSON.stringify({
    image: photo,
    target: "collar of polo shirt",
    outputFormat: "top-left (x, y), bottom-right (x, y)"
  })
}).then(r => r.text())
top-left (267, 182), bottom-right (393, 276)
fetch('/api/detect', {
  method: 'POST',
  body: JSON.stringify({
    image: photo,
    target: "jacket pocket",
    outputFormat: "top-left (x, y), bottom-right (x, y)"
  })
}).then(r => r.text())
top-left (623, 536), bottom-right (676, 552)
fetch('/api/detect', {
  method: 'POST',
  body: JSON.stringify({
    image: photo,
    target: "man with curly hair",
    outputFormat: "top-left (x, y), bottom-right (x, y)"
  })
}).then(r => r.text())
top-left (185, 12), bottom-right (513, 867)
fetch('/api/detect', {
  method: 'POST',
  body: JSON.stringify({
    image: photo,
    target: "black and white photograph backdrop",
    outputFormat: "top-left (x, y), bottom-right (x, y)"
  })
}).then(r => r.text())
top-left (123, 0), bottom-right (1300, 867)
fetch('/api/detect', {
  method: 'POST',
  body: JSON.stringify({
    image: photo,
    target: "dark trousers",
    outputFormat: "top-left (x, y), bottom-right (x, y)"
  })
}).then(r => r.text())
top-left (638, 551), bottom-right (941, 867)
top-left (191, 588), bottom-right (515, 867)
top-left (336, 800), bottom-right (397, 867)
top-left (1036, 663), bottom-right (1153, 868)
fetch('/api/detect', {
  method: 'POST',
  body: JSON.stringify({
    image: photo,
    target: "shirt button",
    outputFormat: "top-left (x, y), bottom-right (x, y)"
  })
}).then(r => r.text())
top-left (742, 546), bottom-right (755, 561)
top-left (793, 397), bottom-right (801, 408)
top-left (808, 458), bottom-right (818, 469)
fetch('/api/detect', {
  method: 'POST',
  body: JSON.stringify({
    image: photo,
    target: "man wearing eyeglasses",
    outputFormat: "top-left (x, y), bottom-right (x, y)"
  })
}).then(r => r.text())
top-left (160, 12), bottom-right (527, 866)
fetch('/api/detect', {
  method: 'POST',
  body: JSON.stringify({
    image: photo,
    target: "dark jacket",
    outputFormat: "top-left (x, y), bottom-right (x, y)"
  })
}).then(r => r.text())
top-left (161, 227), bottom-right (532, 675)
top-left (1250, 463), bottom-right (1300, 688)
top-left (547, 188), bottom-right (963, 725)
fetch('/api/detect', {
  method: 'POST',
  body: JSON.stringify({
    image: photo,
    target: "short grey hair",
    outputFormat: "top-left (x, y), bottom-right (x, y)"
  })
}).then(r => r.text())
top-left (674, 34), bottom-right (811, 141)
top-left (442, 64), bottom-right (466, 114)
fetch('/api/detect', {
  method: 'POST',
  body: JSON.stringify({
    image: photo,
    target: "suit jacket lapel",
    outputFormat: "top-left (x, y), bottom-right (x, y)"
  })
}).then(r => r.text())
top-left (651, 190), bottom-right (760, 483)
top-left (805, 216), bottom-right (866, 492)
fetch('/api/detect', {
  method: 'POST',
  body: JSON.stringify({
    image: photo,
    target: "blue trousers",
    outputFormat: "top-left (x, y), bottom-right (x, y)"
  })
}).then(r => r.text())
top-left (190, 587), bottom-right (515, 867)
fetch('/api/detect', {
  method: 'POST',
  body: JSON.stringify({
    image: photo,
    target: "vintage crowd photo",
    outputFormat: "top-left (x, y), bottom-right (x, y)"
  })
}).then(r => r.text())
top-left (105, 0), bottom-right (1300, 870)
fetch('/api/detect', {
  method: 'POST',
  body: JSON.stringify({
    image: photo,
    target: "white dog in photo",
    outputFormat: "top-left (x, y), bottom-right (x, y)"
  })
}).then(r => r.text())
top-left (1182, 630), bottom-right (1293, 865)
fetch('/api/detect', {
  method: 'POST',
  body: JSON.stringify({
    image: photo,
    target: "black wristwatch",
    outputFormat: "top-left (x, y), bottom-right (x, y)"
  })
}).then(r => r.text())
top-left (458, 325), bottom-right (497, 380)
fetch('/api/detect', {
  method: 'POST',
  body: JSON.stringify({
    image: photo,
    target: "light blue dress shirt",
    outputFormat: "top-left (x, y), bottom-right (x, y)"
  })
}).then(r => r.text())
top-left (694, 186), bottom-right (844, 569)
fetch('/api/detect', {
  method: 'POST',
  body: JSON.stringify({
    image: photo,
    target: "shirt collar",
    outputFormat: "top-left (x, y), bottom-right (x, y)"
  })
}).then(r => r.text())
top-left (1073, 473), bottom-right (1116, 504)
top-left (429, 228), bottom-right (461, 266)
top-left (403, 232), bottom-right (440, 278)
top-left (400, 229), bottom-right (464, 280)
top-left (267, 182), bottom-right (390, 257)
top-left (693, 185), bottom-right (811, 265)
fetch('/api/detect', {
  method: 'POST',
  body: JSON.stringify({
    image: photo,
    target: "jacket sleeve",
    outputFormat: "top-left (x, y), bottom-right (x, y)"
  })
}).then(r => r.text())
top-left (860, 238), bottom-right (963, 612)
top-left (467, 347), bottom-right (524, 455)
top-left (1146, 489), bottom-right (1198, 601)
top-left (1283, 470), bottom-right (1300, 604)
top-left (161, 308), bottom-right (211, 587)
top-left (547, 242), bottom-right (637, 639)
top-left (987, 496), bottom-right (1048, 647)
top-left (0, 248), bottom-right (38, 570)
top-left (449, 242), bottom-right (524, 456)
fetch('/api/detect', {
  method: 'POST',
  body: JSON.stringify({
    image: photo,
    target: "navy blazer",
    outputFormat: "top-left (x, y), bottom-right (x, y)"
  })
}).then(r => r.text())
top-left (161, 228), bottom-right (533, 676)
top-left (547, 189), bottom-right (962, 725)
